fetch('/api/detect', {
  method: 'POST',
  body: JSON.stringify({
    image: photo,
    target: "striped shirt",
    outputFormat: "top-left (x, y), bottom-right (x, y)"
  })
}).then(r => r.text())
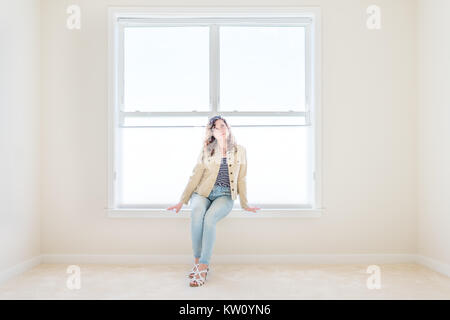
top-left (214, 157), bottom-right (230, 188)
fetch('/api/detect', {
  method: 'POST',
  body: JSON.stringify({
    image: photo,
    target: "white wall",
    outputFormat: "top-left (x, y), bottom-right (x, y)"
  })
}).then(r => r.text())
top-left (40, 0), bottom-right (417, 257)
top-left (0, 0), bottom-right (41, 273)
top-left (418, 0), bottom-right (450, 266)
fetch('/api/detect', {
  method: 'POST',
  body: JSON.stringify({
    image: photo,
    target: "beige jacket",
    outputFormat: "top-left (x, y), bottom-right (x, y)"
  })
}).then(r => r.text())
top-left (179, 144), bottom-right (249, 209)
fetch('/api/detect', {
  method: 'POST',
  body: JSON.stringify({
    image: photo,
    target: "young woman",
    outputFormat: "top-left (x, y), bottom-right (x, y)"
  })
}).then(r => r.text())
top-left (167, 115), bottom-right (260, 287)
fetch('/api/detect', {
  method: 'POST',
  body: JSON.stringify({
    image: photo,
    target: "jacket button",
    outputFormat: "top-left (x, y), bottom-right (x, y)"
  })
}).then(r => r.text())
top-left (229, 164), bottom-right (231, 167)
top-left (231, 180), bottom-right (233, 183)
top-left (232, 188), bottom-right (234, 191)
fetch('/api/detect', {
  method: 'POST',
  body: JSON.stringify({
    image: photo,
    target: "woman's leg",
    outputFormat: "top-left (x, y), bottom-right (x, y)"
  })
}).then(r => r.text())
top-left (198, 195), bottom-right (234, 266)
top-left (189, 193), bottom-right (211, 262)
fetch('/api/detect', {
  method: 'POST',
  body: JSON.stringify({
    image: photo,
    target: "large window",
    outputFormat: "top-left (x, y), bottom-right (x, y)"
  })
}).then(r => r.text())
top-left (107, 8), bottom-right (322, 216)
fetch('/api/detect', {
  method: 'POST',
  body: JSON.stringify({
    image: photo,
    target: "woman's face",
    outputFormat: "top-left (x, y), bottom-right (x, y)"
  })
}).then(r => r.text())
top-left (212, 119), bottom-right (229, 141)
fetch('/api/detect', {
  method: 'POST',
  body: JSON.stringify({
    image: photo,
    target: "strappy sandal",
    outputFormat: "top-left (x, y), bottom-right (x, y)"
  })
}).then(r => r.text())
top-left (188, 264), bottom-right (209, 279)
top-left (189, 268), bottom-right (208, 287)
top-left (187, 264), bottom-right (199, 278)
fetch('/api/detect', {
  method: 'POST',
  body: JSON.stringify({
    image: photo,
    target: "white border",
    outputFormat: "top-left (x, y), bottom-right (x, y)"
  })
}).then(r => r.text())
top-left (107, 7), bottom-right (323, 218)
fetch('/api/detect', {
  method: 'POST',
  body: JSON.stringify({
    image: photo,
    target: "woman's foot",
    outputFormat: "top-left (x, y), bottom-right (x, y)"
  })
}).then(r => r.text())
top-left (189, 264), bottom-right (209, 287)
top-left (189, 265), bottom-right (209, 278)
top-left (188, 264), bottom-right (199, 278)
top-left (188, 258), bottom-right (200, 278)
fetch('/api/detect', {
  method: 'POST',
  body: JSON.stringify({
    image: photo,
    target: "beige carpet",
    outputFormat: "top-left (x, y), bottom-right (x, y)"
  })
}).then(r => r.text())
top-left (0, 263), bottom-right (449, 300)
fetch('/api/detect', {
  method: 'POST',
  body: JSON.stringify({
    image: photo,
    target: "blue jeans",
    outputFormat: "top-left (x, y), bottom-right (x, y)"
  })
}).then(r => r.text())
top-left (189, 185), bottom-right (234, 265)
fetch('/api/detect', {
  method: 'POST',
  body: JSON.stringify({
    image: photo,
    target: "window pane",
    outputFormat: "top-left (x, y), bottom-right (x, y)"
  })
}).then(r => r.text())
top-left (231, 125), bottom-right (312, 207)
top-left (123, 26), bottom-right (210, 111)
top-left (220, 26), bottom-right (306, 112)
top-left (118, 126), bottom-right (206, 206)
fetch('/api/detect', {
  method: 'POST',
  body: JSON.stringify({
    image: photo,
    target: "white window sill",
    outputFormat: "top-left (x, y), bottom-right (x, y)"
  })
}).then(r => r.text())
top-left (106, 208), bottom-right (323, 218)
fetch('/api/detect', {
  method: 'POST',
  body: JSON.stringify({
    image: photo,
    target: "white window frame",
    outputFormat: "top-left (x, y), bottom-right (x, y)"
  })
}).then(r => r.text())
top-left (106, 7), bottom-right (323, 218)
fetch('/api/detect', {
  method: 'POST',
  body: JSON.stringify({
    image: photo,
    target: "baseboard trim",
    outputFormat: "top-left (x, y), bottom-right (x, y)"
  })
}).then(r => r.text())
top-left (0, 256), bottom-right (42, 286)
top-left (40, 253), bottom-right (417, 265)
top-left (415, 254), bottom-right (450, 278)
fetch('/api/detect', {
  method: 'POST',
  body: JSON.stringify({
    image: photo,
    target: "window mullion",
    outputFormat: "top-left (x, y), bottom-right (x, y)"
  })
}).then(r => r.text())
top-left (210, 24), bottom-right (220, 114)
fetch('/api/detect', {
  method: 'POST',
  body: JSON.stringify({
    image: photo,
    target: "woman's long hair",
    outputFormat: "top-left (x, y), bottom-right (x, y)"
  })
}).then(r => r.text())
top-left (203, 115), bottom-right (237, 157)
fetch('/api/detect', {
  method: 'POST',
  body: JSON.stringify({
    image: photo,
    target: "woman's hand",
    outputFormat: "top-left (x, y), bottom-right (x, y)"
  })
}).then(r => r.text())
top-left (166, 202), bottom-right (183, 213)
top-left (243, 206), bottom-right (261, 213)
